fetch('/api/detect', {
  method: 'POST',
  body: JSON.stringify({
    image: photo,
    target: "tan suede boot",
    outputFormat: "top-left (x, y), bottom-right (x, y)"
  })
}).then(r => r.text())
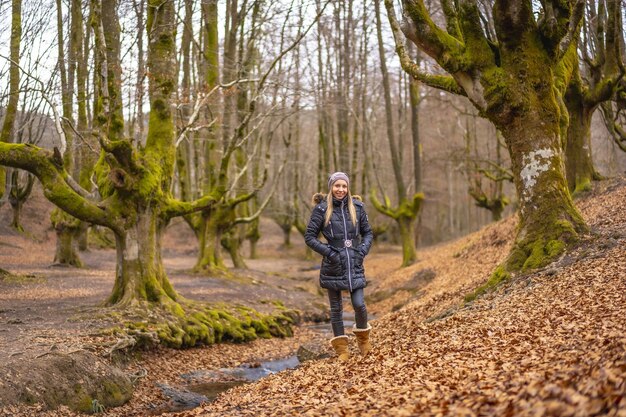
top-left (352, 324), bottom-right (372, 355)
top-left (330, 335), bottom-right (350, 361)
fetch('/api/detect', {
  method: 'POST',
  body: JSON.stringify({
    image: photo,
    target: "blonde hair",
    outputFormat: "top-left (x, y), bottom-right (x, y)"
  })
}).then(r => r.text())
top-left (324, 191), bottom-right (357, 226)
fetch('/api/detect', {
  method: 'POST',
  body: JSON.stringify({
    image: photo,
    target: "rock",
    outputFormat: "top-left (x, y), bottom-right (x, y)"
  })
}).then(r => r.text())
top-left (297, 342), bottom-right (329, 363)
top-left (157, 382), bottom-right (208, 408)
top-left (0, 351), bottom-right (133, 413)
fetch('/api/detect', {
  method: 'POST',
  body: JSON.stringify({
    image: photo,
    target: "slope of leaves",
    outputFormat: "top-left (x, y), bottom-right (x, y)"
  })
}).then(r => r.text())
top-left (171, 178), bottom-right (626, 417)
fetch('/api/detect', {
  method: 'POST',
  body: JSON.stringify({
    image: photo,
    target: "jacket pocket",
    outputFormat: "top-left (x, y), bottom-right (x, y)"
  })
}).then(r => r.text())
top-left (322, 253), bottom-right (343, 277)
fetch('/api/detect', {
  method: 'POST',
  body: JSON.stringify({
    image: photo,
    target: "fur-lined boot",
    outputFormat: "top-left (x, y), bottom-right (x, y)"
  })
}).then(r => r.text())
top-left (352, 324), bottom-right (372, 355)
top-left (330, 335), bottom-right (350, 361)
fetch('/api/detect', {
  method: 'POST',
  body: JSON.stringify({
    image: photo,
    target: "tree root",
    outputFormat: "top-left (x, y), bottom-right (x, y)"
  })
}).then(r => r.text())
top-left (99, 300), bottom-right (300, 351)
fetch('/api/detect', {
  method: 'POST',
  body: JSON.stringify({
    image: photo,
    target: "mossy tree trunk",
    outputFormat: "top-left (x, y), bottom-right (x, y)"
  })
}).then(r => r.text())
top-left (52, 214), bottom-right (83, 267)
top-left (73, 0), bottom-right (93, 252)
top-left (386, 0), bottom-right (589, 273)
top-left (0, 0), bottom-right (22, 203)
top-left (563, 1), bottom-right (624, 195)
top-left (107, 208), bottom-right (177, 306)
top-left (370, 193), bottom-right (423, 266)
top-left (194, 206), bottom-right (228, 273)
top-left (371, 0), bottom-right (423, 267)
top-left (53, 0), bottom-right (83, 266)
top-left (564, 82), bottom-right (597, 195)
top-left (8, 168), bottom-right (34, 232)
top-left (499, 112), bottom-right (584, 271)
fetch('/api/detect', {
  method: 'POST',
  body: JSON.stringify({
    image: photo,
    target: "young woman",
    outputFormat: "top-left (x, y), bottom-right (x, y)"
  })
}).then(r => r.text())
top-left (304, 172), bottom-right (374, 361)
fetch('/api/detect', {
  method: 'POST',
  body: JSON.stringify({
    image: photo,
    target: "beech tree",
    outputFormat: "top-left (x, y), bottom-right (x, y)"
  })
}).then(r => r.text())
top-left (0, 0), bottom-right (293, 347)
top-left (385, 0), bottom-right (588, 278)
top-left (370, 0), bottom-right (423, 267)
top-left (0, 0), bottom-right (22, 206)
top-left (600, 78), bottom-right (626, 151)
top-left (563, 0), bottom-right (624, 194)
top-left (464, 124), bottom-right (512, 222)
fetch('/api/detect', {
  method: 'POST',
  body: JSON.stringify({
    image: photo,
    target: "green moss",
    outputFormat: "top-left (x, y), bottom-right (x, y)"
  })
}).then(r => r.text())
top-left (464, 265), bottom-right (511, 303)
top-left (0, 273), bottom-right (45, 284)
top-left (509, 232), bottom-right (570, 272)
top-left (75, 395), bottom-right (93, 413)
top-left (573, 177), bottom-right (592, 197)
top-left (145, 280), bottom-right (162, 303)
top-left (102, 381), bottom-right (126, 406)
top-left (101, 301), bottom-right (297, 350)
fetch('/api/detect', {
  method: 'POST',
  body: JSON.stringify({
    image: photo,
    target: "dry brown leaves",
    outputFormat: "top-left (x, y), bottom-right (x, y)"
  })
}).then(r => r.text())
top-left (169, 178), bottom-right (626, 417)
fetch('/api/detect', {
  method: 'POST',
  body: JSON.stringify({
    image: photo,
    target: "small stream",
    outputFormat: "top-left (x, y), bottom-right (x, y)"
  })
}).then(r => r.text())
top-left (151, 317), bottom-right (352, 414)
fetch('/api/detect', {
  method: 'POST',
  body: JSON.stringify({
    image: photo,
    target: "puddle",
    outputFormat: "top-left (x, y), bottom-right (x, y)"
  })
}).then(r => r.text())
top-left (155, 355), bottom-right (301, 413)
top-left (181, 355), bottom-right (300, 384)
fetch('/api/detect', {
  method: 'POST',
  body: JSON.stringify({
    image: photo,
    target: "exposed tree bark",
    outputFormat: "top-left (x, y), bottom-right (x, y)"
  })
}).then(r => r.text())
top-left (8, 169), bottom-right (34, 232)
top-left (386, 0), bottom-right (588, 274)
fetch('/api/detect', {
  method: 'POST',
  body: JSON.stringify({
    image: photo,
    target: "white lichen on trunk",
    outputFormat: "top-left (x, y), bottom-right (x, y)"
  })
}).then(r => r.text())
top-left (519, 148), bottom-right (556, 205)
top-left (124, 228), bottom-right (139, 261)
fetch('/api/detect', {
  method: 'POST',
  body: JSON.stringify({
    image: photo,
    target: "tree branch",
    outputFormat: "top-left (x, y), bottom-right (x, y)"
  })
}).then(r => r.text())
top-left (0, 143), bottom-right (115, 229)
top-left (369, 189), bottom-right (399, 219)
top-left (232, 163), bottom-right (286, 226)
top-left (556, 0), bottom-right (585, 60)
top-left (384, 0), bottom-right (466, 95)
top-left (394, 0), bottom-right (466, 72)
top-left (161, 192), bottom-right (220, 220)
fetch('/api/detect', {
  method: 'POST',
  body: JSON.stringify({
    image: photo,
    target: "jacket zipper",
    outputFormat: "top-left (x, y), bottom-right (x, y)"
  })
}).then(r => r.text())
top-left (340, 200), bottom-right (353, 292)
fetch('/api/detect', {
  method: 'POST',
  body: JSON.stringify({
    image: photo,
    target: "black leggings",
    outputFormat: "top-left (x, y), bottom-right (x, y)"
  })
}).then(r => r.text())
top-left (327, 288), bottom-right (368, 336)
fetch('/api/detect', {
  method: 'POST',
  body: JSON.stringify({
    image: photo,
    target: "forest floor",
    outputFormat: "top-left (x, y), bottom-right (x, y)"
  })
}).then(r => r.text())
top-left (0, 176), bottom-right (625, 416)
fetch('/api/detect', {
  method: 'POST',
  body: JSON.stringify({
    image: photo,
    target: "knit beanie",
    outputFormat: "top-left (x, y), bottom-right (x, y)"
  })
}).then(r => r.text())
top-left (328, 172), bottom-right (350, 191)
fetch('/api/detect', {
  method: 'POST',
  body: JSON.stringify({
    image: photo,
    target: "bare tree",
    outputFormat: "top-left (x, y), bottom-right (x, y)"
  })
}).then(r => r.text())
top-left (0, 0), bottom-right (22, 206)
top-left (385, 0), bottom-right (588, 278)
top-left (563, 0), bottom-right (625, 194)
top-left (370, 0), bottom-right (423, 267)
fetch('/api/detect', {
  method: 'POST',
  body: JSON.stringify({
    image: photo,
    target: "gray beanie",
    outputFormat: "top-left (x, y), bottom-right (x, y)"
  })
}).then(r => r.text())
top-left (328, 172), bottom-right (350, 191)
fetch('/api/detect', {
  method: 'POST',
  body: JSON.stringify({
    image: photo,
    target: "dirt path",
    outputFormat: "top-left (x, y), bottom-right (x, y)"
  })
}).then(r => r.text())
top-left (0, 194), bottom-right (350, 415)
top-left (0, 215), bottom-right (332, 363)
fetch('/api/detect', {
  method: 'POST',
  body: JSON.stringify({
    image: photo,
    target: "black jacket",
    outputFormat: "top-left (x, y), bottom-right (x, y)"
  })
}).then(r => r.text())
top-left (304, 194), bottom-right (374, 291)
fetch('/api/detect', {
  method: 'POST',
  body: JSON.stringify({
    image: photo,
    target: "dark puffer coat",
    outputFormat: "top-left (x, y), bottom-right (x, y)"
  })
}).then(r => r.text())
top-left (304, 193), bottom-right (374, 291)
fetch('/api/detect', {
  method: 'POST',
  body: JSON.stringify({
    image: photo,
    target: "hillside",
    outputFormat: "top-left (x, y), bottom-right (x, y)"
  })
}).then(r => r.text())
top-left (168, 177), bottom-right (626, 417)
top-left (0, 177), bottom-right (624, 417)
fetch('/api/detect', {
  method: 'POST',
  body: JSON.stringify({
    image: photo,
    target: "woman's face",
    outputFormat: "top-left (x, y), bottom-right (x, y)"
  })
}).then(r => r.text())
top-left (331, 180), bottom-right (348, 200)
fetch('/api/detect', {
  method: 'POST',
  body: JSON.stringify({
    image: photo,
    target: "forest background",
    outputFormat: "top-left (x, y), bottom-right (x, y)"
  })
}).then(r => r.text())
top-left (0, 0), bottom-right (626, 414)
top-left (2, 0), bottom-right (623, 259)
top-left (0, 0), bottom-right (625, 338)
top-left (1, 0), bottom-right (626, 340)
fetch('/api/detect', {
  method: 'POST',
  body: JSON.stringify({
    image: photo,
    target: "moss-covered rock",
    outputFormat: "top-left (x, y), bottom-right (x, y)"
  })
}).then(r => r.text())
top-left (0, 351), bottom-right (133, 412)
